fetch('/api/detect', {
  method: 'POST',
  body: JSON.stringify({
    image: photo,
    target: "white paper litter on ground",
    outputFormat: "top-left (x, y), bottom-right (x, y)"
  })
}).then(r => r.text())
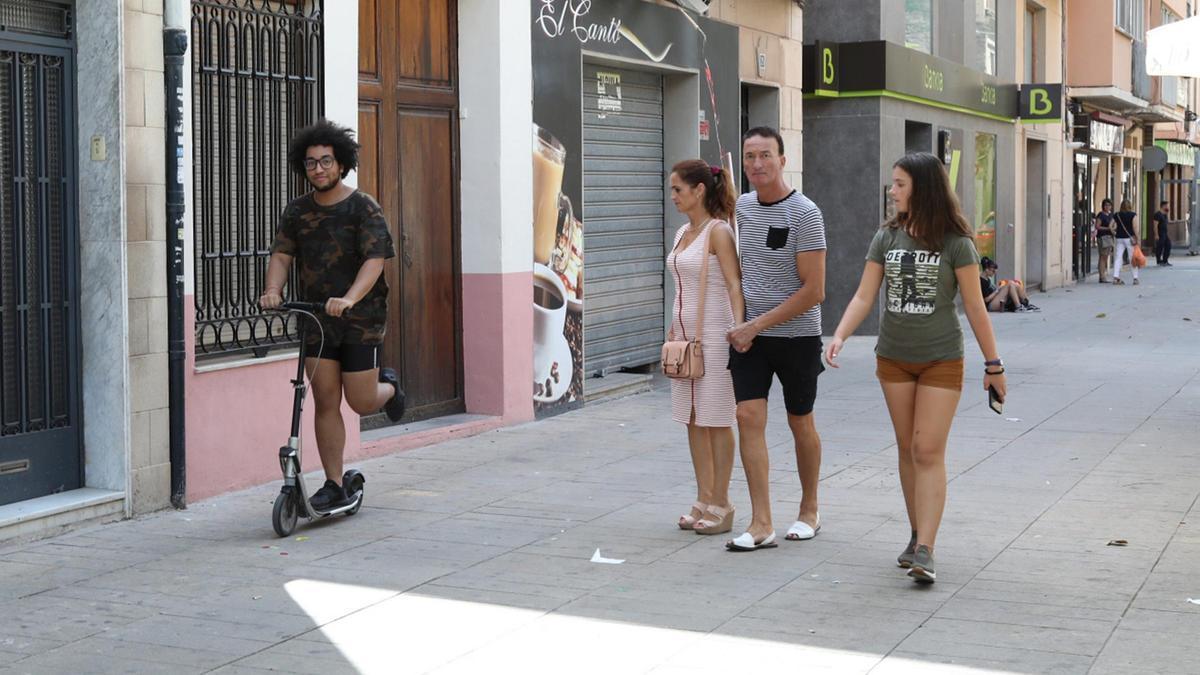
top-left (1187, 598), bottom-right (1200, 605)
top-left (591, 549), bottom-right (625, 564)
top-left (1006, 417), bottom-right (1021, 422)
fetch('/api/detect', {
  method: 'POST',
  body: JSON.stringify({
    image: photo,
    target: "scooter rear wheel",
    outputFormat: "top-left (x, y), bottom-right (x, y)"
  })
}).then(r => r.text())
top-left (272, 489), bottom-right (299, 537)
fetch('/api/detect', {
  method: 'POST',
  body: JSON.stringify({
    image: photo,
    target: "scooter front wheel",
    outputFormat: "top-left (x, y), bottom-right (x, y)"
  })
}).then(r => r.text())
top-left (272, 489), bottom-right (300, 537)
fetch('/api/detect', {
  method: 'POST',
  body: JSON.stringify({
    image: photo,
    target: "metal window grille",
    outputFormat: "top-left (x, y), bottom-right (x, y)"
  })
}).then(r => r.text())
top-left (0, 0), bottom-right (71, 39)
top-left (0, 49), bottom-right (72, 435)
top-left (191, 0), bottom-right (323, 358)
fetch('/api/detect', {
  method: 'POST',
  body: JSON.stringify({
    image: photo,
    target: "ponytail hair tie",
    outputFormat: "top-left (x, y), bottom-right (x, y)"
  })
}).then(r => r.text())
top-left (710, 165), bottom-right (721, 177)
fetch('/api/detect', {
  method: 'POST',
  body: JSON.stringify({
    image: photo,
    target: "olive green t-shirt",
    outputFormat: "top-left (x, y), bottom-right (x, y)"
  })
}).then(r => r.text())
top-left (866, 227), bottom-right (980, 363)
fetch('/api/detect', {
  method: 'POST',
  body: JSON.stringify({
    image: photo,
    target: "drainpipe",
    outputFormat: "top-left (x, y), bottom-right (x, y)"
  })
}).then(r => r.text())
top-left (164, 3), bottom-right (188, 508)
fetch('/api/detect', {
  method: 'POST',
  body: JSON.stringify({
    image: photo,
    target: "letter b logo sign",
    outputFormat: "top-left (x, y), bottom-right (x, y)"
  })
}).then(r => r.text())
top-left (822, 48), bottom-right (834, 85)
top-left (1030, 88), bottom-right (1051, 116)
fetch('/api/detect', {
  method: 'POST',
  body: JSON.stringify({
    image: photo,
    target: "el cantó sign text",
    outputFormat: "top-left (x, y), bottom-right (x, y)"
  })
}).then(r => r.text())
top-left (803, 41), bottom-right (1060, 123)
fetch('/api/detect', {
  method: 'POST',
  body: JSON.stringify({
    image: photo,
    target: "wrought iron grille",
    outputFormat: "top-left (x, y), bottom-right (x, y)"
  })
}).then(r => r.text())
top-left (0, 0), bottom-right (71, 39)
top-left (0, 49), bottom-right (72, 436)
top-left (191, 0), bottom-right (323, 358)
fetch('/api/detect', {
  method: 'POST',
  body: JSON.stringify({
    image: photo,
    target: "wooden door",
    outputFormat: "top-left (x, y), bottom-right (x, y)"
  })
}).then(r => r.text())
top-left (358, 0), bottom-right (463, 422)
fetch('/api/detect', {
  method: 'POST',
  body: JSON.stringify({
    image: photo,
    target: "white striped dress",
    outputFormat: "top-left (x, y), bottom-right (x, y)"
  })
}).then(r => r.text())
top-left (667, 220), bottom-right (737, 427)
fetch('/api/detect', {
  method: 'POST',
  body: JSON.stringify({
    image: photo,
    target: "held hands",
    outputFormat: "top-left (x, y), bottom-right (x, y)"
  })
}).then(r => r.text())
top-left (726, 321), bottom-right (758, 353)
top-left (259, 290), bottom-right (283, 310)
top-left (824, 336), bottom-right (845, 368)
top-left (325, 297), bottom-right (355, 317)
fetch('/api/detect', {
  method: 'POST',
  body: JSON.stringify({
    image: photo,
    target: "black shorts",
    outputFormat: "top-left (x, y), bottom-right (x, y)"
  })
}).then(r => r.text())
top-left (302, 341), bottom-right (380, 373)
top-left (301, 314), bottom-right (384, 373)
top-left (728, 335), bottom-right (824, 416)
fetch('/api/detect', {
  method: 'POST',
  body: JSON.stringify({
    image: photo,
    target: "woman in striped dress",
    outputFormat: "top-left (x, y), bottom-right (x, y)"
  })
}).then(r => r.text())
top-left (667, 160), bottom-right (743, 536)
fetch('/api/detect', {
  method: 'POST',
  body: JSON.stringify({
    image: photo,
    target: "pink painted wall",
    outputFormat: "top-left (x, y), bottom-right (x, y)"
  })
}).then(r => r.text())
top-left (184, 268), bottom-right (534, 501)
top-left (184, 298), bottom-right (360, 502)
top-left (1067, 0), bottom-right (1117, 87)
top-left (462, 270), bottom-right (534, 421)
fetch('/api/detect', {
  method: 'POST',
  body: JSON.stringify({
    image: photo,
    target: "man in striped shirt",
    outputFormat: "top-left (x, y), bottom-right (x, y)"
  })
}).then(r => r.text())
top-left (725, 127), bottom-right (827, 552)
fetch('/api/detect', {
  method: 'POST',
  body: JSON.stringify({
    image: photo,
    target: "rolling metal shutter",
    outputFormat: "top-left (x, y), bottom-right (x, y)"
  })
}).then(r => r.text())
top-left (581, 65), bottom-right (664, 376)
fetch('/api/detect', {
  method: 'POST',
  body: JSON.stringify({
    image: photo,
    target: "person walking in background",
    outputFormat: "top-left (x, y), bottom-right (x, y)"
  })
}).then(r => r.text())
top-left (1094, 198), bottom-right (1115, 283)
top-left (725, 127), bottom-right (827, 552)
top-left (824, 153), bottom-right (1006, 583)
top-left (1112, 199), bottom-right (1141, 285)
top-left (667, 160), bottom-right (743, 536)
top-left (1154, 201), bottom-right (1172, 267)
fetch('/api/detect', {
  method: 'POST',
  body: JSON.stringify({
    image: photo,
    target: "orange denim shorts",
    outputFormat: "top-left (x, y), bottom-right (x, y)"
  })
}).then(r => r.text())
top-left (875, 356), bottom-right (964, 391)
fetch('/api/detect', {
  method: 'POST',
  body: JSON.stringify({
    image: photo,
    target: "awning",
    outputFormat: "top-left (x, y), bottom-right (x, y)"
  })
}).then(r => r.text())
top-left (1155, 140), bottom-right (1196, 165)
top-left (1146, 15), bottom-right (1200, 77)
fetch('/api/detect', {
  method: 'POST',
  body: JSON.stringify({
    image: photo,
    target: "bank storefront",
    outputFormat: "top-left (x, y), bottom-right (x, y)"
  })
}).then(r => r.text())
top-left (802, 41), bottom-right (1024, 332)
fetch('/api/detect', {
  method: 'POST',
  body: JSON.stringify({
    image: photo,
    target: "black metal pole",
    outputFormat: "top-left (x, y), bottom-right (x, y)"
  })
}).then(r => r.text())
top-left (165, 27), bottom-right (188, 509)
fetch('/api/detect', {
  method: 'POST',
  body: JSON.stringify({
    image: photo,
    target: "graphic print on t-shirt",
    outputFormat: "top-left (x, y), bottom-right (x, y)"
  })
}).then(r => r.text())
top-left (884, 249), bottom-right (940, 315)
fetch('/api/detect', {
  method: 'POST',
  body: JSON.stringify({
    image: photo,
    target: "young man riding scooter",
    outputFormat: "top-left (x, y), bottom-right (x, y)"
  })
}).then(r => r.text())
top-left (259, 119), bottom-right (405, 511)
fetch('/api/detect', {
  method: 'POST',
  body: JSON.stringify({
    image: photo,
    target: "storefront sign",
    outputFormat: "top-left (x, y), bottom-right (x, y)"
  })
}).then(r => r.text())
top-left (813, 41), bottom-right (838, 95)
top-left (1155, 140), bottom-right (1194, 166)
top-left (803, 41), bottom-right (1018, 120)
top-left (1074, 119), bottom-right (1125, 154)
top-left (1018, 83), bottom-right (1062, 122)
top-left (536, 0), bottom-right (622, 46)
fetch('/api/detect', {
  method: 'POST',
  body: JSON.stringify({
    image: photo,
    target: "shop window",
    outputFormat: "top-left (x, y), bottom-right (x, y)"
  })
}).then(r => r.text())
top-left (973, 0), bottom-right (997, 76)
top-left (974, 132), bottom-right (997, 259)
top-left (1120, 158), bottom-right (1138, 226)
top-left (905, 0), bottom-right (932, 54)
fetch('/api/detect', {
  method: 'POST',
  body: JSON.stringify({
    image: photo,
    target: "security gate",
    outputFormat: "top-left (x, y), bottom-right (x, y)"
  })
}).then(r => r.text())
top-left (0, 4), bottom-right (81, 507)
top-left (581, 65), bottom-right (665, 376)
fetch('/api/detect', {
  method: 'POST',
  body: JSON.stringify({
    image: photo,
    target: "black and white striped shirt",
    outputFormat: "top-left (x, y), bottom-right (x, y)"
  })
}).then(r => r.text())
top-left (735, 190), bottom-right (827, 338)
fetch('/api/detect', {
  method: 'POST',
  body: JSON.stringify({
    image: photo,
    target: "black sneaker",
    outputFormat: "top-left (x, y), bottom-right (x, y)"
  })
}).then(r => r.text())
top-left (908, 544), bottom-right (936, 583)
top-left (310, 479), bottom-right (348, 511)
top-left (1164, 262), bottom-right (1173, 267)
top-left (1024, 303), bottom-right (1041, 312)
top-left (378, 367), bottom-right (406, 422)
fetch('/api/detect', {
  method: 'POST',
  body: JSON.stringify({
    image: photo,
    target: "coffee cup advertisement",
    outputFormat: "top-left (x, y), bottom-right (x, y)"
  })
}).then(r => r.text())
top-left (532, 0), bottom-right (739, 418)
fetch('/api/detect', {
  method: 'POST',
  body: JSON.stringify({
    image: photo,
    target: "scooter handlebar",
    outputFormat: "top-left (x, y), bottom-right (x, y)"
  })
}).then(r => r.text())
top-left (279, 301), bottom-right (326, 313)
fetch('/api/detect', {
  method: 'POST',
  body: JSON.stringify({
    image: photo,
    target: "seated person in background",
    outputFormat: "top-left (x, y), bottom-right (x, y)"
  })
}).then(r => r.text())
top-left (980, 257), bottom-right (1039, 312)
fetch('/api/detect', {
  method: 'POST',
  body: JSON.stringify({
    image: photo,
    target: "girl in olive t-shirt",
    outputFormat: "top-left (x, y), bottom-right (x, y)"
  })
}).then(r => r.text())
top-left (822, 153), bottom-right (1006, 585)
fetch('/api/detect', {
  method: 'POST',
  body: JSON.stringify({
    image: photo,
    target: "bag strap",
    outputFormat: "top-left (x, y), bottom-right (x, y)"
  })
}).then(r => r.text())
top-left (692, 221), bottom-right (714, 342)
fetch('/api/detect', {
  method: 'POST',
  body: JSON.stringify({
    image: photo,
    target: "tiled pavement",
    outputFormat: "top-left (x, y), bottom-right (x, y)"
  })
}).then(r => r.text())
top-left (2, 259), bottom-right (1199, 674)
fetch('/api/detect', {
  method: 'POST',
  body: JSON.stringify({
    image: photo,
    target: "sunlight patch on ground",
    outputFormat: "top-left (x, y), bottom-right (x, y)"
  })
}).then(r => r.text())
top-left (284, 579), bottom-right (1020, 674)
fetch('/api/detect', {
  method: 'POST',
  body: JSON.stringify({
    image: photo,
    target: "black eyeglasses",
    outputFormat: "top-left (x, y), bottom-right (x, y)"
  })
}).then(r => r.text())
top-left (304, 156), bottom-right (335, 171)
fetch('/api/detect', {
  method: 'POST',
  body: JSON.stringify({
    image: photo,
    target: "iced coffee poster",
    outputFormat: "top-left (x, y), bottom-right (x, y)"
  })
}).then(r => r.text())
top-left (531, 0), bottom-right (738, 418)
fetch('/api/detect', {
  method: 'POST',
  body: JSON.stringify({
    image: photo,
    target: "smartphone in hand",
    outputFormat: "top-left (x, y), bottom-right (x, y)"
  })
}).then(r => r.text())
top-left (988, 385), bottom-right (1004, 415)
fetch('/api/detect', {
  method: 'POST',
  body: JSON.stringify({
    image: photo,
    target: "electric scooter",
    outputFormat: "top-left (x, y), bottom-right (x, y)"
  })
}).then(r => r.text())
top-left (270, 301), bottom-right (365, 537)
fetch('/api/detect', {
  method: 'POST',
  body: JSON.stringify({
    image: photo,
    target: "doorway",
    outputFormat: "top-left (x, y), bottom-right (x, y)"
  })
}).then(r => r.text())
top-left (1025, 139), bottom-right (1046, 289)
top-left (357, 0), bottom-right (463, 423)
top-left (0, 23), bottom-right (82, 506)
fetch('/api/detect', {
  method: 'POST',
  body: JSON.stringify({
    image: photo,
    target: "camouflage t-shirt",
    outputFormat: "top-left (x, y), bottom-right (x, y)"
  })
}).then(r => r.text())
top-left (271, 191), bottom-right (395, 345)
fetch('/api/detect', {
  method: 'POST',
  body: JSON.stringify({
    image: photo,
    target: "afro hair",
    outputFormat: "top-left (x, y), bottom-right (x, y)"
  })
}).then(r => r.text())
top-left (287, 118), bottom-right (360, 178)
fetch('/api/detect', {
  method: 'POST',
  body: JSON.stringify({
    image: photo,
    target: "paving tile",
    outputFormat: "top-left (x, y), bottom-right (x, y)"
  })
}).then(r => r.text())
top-left (1090, 627), bottom-right (1200, 674)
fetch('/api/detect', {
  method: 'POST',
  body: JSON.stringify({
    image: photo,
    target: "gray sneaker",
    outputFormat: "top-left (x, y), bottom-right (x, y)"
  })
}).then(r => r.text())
top-left (908, 545), bottom-right (935, 583)
top-left (897, 533), bottom-right (917, 568)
